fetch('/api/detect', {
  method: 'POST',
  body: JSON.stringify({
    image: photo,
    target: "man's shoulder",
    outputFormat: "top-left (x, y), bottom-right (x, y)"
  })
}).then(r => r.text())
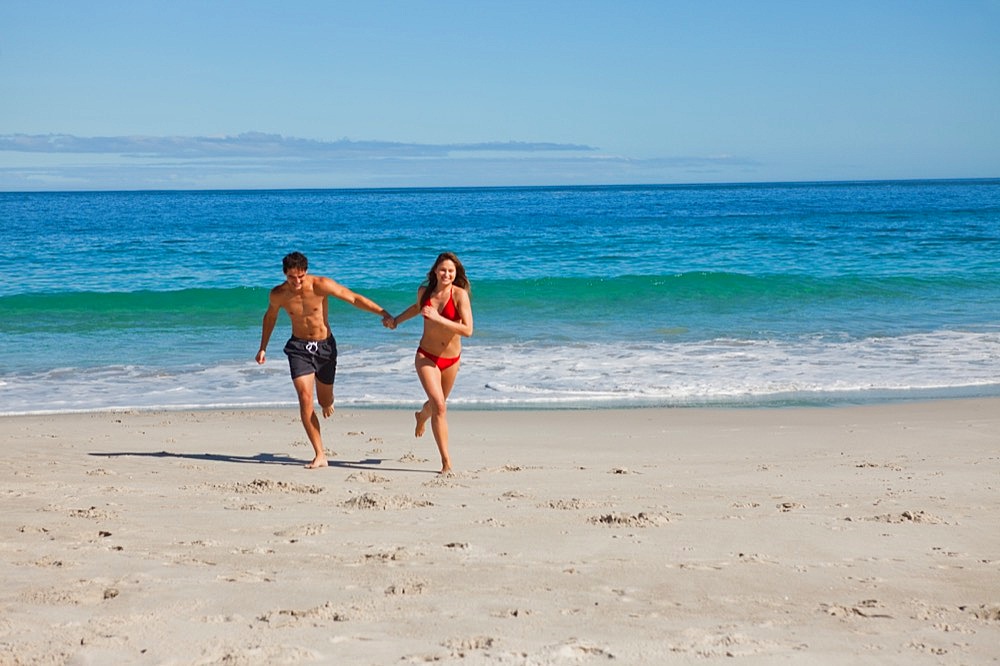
top-left (269, 282), bottom-right (295, 303)
top-left (309, 275), bottom-right (341, 293)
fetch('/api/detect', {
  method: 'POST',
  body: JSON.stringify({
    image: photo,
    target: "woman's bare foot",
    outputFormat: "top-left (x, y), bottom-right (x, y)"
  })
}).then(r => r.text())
top-left (414, 410), bottom-right (429, 437)
top-left (305, 456), bottom-right (328, 469)
top-left (438, 465), bottom-right (453, 476)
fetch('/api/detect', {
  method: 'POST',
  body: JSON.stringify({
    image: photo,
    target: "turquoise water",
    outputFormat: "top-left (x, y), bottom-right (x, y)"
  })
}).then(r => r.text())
top-left (2, 180), bottom-right (999, 413)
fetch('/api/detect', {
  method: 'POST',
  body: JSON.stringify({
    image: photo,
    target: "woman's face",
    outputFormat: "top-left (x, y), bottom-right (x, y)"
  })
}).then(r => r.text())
top-left (435, 259), bottom-right (457, 286)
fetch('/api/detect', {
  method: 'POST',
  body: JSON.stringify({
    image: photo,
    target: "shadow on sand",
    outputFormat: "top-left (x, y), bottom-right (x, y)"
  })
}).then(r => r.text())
top-left (88, 450), bottom-right (435, 474)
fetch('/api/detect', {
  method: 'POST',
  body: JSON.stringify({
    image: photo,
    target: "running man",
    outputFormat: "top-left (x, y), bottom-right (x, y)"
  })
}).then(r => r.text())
top-left (256, 251), bottom-right (394, 468)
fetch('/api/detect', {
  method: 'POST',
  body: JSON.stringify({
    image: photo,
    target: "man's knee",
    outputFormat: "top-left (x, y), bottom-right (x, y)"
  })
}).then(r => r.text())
top-left (316, 382), bottom-right (334, 406)
top-left (294, 387), bottom-right (315, 409)
top-left (297, 399), bottom-right (316, 418)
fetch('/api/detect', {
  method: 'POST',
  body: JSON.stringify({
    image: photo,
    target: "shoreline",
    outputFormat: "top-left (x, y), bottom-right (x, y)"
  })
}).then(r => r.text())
top-left (4, 386), bottom-right (1000, 418)
top-left (3, 398), bottom-right (999, 663)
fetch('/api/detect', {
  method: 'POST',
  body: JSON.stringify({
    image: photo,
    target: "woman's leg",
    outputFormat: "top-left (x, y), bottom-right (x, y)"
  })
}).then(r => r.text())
top-left (414, 355), bottom-right (460, 473)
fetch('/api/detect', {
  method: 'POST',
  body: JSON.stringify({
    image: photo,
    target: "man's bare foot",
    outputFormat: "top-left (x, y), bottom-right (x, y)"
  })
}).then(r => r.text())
top-left (322, 404), bottom-right (334, 418)
top-left (305, 457), bottom-right (328, 469)
top-left (414, 410), bottom-right (428, 438)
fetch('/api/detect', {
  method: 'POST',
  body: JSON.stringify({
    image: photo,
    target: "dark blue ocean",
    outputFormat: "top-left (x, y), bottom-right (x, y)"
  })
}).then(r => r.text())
top-left (2, 180), bottom-right (999, 414)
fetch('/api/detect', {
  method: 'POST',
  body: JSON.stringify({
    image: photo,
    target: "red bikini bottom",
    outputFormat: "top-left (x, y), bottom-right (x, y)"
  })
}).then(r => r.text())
top-left (418, 347), bottom-right (461, 370)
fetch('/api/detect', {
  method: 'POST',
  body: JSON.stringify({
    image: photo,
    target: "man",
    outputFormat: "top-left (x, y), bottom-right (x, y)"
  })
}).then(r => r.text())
top-left (256, 252), bottom-right (394, 468)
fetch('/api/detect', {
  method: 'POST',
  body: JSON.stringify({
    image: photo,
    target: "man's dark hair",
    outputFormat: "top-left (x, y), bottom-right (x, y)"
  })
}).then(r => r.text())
top-left (282, 252), bottom-right (308, 273)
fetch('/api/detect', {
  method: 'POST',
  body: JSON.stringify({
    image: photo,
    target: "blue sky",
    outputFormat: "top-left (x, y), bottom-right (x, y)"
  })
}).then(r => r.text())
top-left (2, 0), bottom-right (999, 191)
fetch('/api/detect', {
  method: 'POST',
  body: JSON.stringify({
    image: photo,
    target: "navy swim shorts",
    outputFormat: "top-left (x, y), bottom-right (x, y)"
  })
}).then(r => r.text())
top-left (283, 335), bottom-right (338, 384)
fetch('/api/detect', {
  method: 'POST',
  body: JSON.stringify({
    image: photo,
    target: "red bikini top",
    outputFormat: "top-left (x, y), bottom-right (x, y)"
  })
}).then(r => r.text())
top-left (424, 287), bottom-right (459, 321)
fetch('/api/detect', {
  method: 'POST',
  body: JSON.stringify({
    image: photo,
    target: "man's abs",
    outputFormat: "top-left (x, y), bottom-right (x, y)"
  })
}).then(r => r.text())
top-left (284, 298), bottom-right (329, 340)
top-left (289, 321), bottom-right (330, 340)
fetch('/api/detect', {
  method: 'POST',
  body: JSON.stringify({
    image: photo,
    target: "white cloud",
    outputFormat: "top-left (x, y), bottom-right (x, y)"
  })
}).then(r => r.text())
top-left (0, 133), bottom-right (597, 158)
top-left (0, 133), bottom-right (760, 190)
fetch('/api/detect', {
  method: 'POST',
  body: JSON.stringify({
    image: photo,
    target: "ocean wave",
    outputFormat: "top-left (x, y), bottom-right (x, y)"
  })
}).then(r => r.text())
top-left (3, 330), bottom-right (999, 414)
top-left (4, 272), bottom-right (998, 335)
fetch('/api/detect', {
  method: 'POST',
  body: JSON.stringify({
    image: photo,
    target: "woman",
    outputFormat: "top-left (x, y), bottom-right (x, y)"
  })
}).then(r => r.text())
top-left (391, 252), bottom-right (473, 474)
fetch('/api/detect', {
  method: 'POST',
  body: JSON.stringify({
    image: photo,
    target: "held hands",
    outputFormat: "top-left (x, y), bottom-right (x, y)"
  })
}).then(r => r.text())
top-left (384, 303), bottom-right (421, 330)
top-left (420, 304), bottom-right (439, 321)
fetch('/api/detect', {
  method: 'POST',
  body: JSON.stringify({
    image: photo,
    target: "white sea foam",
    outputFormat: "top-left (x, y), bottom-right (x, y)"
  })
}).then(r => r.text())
top-left (2, 330), bottom-right (999, 415)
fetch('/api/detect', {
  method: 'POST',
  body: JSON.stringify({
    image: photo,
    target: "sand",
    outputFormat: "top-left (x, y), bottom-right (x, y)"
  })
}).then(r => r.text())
top-left (2, 399), bottom-right (998, 665)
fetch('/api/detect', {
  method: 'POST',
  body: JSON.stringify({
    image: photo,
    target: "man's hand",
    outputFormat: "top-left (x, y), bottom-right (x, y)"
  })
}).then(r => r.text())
top-left (255, 349), bottom-right (266, 365)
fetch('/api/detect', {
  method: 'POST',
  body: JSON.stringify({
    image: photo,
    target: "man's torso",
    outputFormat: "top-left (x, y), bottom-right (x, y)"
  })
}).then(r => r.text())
top-left (276, 276), bottom-right (330, 340)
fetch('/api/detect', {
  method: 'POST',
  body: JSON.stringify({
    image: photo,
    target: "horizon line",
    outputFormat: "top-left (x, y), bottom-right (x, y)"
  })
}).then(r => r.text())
top-left (2, 176), bottom-right (998, 196)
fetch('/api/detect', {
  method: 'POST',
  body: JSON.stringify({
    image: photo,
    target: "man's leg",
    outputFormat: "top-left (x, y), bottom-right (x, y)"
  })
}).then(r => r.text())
top-left (292, 373), bottom-right (327, 468)
top-left (316, 380), bottom-right (335, 419)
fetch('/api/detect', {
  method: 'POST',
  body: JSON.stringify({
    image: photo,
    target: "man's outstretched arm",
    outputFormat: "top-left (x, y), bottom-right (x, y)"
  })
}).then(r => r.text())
top-left (318, 277), bottom-right (394, 325)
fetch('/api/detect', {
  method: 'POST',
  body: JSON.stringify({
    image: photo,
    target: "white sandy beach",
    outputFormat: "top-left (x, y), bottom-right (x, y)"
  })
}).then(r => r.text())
top-left (2, 400), bottom-right (999, 665)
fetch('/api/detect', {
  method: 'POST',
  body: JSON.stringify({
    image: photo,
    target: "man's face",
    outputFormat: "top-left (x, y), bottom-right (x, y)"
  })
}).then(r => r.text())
top-left (284, 268), bottom-right (307, 291)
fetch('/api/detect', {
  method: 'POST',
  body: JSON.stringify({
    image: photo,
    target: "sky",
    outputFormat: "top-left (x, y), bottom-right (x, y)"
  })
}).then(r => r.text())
top-left (2, 0), bottom-right (999, 191)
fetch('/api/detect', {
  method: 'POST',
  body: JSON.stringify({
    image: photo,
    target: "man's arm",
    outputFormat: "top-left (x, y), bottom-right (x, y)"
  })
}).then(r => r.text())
top-left (317, 276), bottom-right (394, 325)
top-left (255, 290), bottom-right (282, 364)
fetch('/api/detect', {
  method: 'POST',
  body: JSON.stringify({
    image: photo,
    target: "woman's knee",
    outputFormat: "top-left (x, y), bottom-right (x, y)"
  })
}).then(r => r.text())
top-left (428, 398), bottom-right (447, 417)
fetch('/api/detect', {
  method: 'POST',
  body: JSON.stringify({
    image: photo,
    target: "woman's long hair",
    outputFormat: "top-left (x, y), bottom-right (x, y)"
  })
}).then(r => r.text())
top-left (424, 252), bottom-right (471, 299)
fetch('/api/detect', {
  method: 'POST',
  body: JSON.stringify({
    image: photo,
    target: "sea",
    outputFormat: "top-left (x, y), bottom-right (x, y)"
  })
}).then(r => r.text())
top-left (2, 180), bottom-right (999, 415)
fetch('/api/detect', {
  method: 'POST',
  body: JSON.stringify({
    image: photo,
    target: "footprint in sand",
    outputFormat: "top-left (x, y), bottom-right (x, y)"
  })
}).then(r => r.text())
top-left (362, 547), bottom-right (409, 563)
top-left (257, 601), bottom-right (349, 625)
top-left (202, 646), bottom-right (321, 663)
top-left (492, 608), bottom-right (532, 618)
top-left (342, 492), bottom-right (433, 510)
top-left (668, 629), bottom-right (801, 658)
top-left (273, 524), bottom-right (327, 538)
top-left (474, 517), bottom-right (507, 527)
top-left (399, 451), bottom-right (430, 463)
top-left (859, 510), bottom-right (946, 524)
top-left (385, 580), bottom-right (427, 595)
top-left (69, 506), bottom-right (117, 520)
top-left (346, 471), bottom-right (392, 484)
top-left (821, 599), bottom-right (893, 619)
top-left (543, 498), bottom-right (605, 510)
top-left (546, 641), bottom-right (615, 660)
top-left (423, 475), bottom-right (470, 487)
top-left (963, 604), bottom-right (1000, 621)
top-left (588, 511), bottom-right (672, 527)
top-left (214, 479), bottom-right (324, 495)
